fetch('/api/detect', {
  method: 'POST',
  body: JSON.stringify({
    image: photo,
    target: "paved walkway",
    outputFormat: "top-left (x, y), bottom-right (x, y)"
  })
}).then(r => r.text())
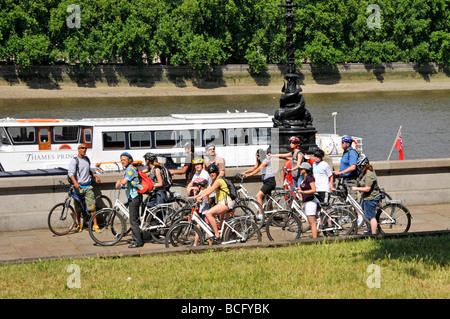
top-left (1, 203), bottom-right (449, 264)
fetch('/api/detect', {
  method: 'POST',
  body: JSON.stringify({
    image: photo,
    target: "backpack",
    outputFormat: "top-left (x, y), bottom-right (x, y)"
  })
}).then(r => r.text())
top-left (137, 170), bottom-right (154, 194)
top-left (218, 177), bottom-right (238, 200)
top-left (350, 148), bottom-right (362, 176)
top-left (348, 148), bottom-right (362, 176)
top-left (159, 165), bottom-right (173, 191)
top-left (68, 156), bottom-right (92, 185)
top-left (303, 153), bottom-right (315, 165)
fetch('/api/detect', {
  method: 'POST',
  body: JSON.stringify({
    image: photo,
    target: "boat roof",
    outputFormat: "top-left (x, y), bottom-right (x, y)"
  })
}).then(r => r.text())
top-left (1, 112), bottom-right (273, 127)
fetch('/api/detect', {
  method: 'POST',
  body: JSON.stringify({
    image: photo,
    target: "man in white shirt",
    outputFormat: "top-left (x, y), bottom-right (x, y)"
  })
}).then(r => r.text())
top-left (312, 149), bottom-right (333, 205)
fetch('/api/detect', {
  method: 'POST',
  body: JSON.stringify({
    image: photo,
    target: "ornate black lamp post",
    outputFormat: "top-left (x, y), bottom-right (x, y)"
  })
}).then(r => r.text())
top-left (271, 0), bottom-right (318, 155)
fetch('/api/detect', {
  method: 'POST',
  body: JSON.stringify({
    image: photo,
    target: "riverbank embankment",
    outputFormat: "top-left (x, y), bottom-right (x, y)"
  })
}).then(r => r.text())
top-left (0, 62), bottom-right (449, 99)
top-left (1, 158), bottom-right (450, 232)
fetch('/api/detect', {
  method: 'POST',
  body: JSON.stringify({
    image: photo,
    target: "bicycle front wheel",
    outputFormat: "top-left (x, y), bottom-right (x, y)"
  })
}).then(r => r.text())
top-left (95, 195), bottom-right (112, 210)
top-left (266, 210), bottom-right (302, 241)
top-left (147, 205), bottom-right (178, 244)
top-left (88, 208), bottom-right (126, 246)
top-left (165, 222), bottom-right (203, 248)
top-left (48, 203), bottom-right (75, 235)
top-left (321, 206), bottom-right (357, 237)
top-left (376, 203), bottom-right (411, 234)
top-left (223, 217), bottom-right (262, 244)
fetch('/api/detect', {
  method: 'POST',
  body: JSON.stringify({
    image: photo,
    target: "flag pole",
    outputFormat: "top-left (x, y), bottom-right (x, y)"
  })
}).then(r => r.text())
top-left (387, 125), bottom-right (402, 161)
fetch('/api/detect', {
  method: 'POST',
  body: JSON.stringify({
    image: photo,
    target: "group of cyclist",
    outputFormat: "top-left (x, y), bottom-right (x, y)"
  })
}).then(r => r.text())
top-left (68, 133), bottom-right (380, 247)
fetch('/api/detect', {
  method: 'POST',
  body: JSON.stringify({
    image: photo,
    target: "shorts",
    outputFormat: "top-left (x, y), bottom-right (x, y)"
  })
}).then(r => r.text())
top-left (217, 198), bottom-right (235, 209)
top-left (74, 185), bottom-right (96, 212)
top-left (315, 191), bottom-right (330, 206)
top-left (303, 199), bottom-right (318, 216)
top-left (361, 196), bottom-right (381, 219)
top-left (261, 178), bottom-right (276, 195)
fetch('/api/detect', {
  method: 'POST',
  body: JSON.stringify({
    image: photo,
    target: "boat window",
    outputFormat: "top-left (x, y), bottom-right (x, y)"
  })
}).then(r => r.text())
top-left (203, 129), bottom-right (225, 146)
top-left (179, 129), bottom-right (201, 148)
top-left (6, 127), bottom-right (35, 143)
top-left (228, 128), bottom-right (249, 146)
top-left (39, 128), bottom-right (49, 143)
top-left (53, 126), bottom-right (78, 142)
top-left (1, 128), bottom-right (10, 145)
top-left (155, 130), bottom-right (176, 148)
top-left (103, 132), bottom-right (125, 149)
top-left (130, 131), bottom-right (151, 148)
top-left (252, 128), bottom-right (271, 145)
top-left (84, 129), bottom-right (92, 144)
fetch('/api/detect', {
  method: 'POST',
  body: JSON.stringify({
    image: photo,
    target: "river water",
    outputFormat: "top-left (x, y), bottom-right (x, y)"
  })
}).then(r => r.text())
top-left (1, 90), bottom-right (449, 161)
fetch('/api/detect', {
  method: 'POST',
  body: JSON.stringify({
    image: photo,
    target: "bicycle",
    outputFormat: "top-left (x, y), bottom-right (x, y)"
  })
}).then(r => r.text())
top-left (265, 189), bottom-right (357, 241)
top-left (333, 179), bottom-right (412, 235)
top-left (233, 173), bottom-right (293, 228)
top-left (47, 181), bottom-right (112, 236)
top-left (165, 200), bottom-right (261, 248)
top-left (88, 187), bottom-right (182, 246)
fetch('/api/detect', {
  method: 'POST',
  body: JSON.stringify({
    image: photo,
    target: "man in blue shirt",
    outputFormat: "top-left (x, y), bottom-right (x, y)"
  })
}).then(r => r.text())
top-left (333, 135), bottom-right (363, 226)
top-left (333, 135), bottom-right (359, 196)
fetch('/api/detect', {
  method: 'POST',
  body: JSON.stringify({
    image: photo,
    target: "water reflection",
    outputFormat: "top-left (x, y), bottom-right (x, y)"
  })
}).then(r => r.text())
top-left (1, 90), bottom-right (449, 161)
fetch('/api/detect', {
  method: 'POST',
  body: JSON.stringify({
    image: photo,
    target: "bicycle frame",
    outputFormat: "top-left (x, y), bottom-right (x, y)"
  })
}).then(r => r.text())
top-left (187, 202), bottom-right (251, 245)
top-left (111, 188), bottom-right (176, 232)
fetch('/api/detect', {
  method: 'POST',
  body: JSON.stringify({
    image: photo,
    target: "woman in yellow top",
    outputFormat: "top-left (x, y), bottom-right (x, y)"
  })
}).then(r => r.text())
top-left (192, 163), bottom-right (234, 244)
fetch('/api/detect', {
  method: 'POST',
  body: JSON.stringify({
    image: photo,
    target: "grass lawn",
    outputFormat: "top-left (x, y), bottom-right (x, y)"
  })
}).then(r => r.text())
top-left (0, 235), bottom-right (448, 299)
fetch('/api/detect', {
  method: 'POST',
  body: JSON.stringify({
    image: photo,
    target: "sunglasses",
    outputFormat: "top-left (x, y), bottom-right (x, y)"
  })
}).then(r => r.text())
top-left (78, 147), bottom-right (87, 150)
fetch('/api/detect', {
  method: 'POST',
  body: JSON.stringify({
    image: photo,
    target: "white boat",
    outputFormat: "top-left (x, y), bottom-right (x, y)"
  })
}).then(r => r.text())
top-left (0, 112), bottom-right (362, 174)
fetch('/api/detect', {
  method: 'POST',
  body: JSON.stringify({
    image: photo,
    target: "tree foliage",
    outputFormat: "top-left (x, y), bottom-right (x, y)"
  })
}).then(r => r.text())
top-left (0, 0), bottom-right (449, 72)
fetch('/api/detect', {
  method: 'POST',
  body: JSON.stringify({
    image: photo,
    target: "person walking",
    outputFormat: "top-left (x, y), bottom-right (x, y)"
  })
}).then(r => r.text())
top-left (351, 156), bottom-right (381, 235)
top-left (68, 144), bottom-right (101, 233)
top-left (115, 152), bottom-right (144, 248)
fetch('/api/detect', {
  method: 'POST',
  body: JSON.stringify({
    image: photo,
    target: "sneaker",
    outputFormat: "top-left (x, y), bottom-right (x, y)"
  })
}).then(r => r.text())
top-left (212, 236), bottom-right (221, 245)
top-left (76, 224), bottom-right (83, 232)
top-left (92, 225), bottom-right (101, 233)
top-left (256, 214), bottom-right (264, 221)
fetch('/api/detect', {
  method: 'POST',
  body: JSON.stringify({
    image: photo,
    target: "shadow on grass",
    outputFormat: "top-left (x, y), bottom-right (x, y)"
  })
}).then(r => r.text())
top-left (363, 234), bottom-right (449, 267)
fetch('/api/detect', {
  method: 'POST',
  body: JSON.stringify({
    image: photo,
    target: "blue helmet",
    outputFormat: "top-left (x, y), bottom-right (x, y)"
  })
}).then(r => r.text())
top-left (341, 135), bottom-right (353, 143)
top-left (121, 152), bottom-right (133, 162)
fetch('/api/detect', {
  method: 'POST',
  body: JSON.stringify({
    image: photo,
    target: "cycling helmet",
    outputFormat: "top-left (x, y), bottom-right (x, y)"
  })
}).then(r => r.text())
top-left (206, 163), bottom-right (219, 174)
top-left (299, 162), bottom-right (312, 171)
top-left (341, 135), bottom-right (353, 143)
top-left (143, 152), bottom-right (157, 162)
top-left (357, 155), bottom-right (370, 167)
top-left (193, 177), bottom-right (208, 189)
top-left (192, 157), bottom-right (204, 165)
top-left (289, 136), bottom-right (300, 144)
top-left (120, 152), bottom-right (133, 162)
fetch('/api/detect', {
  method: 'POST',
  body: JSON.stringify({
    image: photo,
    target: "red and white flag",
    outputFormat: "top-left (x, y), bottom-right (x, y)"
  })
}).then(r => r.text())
top-left (394, 130), bottom-right (404, 160)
